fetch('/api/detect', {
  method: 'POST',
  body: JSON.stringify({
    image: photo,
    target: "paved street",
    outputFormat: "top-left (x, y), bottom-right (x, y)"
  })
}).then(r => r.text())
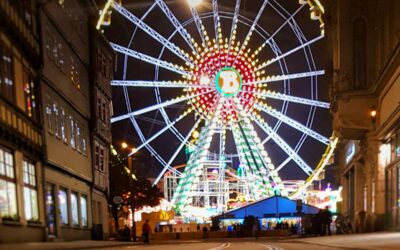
top-left (2, 232), bottom-right (400, 250)
top-left (99, 240), bottom-right (342, 250)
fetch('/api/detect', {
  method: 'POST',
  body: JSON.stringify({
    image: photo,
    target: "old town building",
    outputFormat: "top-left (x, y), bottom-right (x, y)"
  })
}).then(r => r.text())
top-left (328, 0), bottom-right (400, 231)
top-left (0, 0), bottom-right (45, 243)
top-left (89, 28), bottom-right (114, 240)
top-left (0, 0), bottom-right (113, 243)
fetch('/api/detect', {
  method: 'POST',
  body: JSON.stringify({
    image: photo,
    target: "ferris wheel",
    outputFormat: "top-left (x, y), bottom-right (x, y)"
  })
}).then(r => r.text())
top-left (99, 0), bottom-right (337, 214)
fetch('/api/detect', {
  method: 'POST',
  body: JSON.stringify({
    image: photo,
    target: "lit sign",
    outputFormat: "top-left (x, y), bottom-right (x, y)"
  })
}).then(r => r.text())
top-left (216, 67), bottom-right (242, 97)
top-left (345, 142), bottom-right (356, 164)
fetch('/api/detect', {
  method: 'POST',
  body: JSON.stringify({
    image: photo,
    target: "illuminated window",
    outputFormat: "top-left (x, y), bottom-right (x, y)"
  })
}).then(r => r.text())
top-left (53, 102), bottom-right (61, 139)
top-left (70, 116), bottom-right (75, 149)
top-left (45, 96), bottom-right (54, 134)
top-left (80, 195), bottom-right (88, 227)
top-left (58, 188), bottom-right (69, 225)
top-left (23, 160), bottom-right (39, 221)
top-left (70, 192), bottom-right (79, 226)
top-left (81, 127), bottom-right (87, 155)
top-left (76, 122), bottom-right (81, 152)
top-left (0, 147), bottom-right (18, 220)
top-left (22, 68), bottom-right (37, 121)
top-left (60, 107), bottom-right (68, 144)
top-left (0, 41), bottom-right (15, 102)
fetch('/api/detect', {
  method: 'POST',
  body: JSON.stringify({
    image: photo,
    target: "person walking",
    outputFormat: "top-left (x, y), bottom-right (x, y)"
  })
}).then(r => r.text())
top-left (321, 206), bottom-right (332, 236)
top-left (142, 220), bottom-right (151, 244)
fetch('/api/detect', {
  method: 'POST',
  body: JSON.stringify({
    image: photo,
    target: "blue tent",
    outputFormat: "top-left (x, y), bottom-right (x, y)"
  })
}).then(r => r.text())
top-left (220, 196), bottom-right (319, 219)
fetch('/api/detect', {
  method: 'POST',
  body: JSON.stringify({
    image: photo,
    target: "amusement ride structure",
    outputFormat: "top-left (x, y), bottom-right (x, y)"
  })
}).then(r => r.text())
top-left (98, 0), bottom-right (338, 218)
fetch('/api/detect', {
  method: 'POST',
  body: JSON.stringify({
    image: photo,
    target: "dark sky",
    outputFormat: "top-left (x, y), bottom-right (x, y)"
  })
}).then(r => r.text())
top-left (103, 0), bottom-right (335, 188)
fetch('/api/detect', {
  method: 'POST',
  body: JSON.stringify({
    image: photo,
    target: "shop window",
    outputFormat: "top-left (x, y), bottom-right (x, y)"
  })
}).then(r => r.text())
top-left (70, 192), bottom-right (79, 226)
top-left (23, 160), bottom-right (39, 221)
top-left (0, 147), bottom-right (18, 220)
top-left (58, 188), bottom-right (69, 225)
top-left (80, 195), bottom-right (88, 227)
top-left (0, 41), bottom-right (15, 102)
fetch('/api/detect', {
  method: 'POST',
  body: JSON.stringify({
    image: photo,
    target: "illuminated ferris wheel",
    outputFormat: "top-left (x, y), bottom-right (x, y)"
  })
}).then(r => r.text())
top-left (99, 0), bottom-right (337, 215)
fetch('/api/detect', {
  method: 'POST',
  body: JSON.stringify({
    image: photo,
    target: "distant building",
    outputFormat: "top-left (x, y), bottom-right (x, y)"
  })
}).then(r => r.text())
top-left (0, 0), bottom-right (44, 243)
top-left (89, 27), bottom-right (114, 240)
top-left (328, 0), bottom-right (400, 231)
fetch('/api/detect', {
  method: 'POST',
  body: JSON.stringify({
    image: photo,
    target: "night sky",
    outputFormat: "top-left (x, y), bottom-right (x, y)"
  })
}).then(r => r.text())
top-left (103, 0), bottom-right (334, 188)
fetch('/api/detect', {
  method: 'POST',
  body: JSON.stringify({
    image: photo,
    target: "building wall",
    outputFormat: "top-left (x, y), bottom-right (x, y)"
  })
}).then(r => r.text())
top-left (329, 0), bottom-right (400, 232)
top-left (0, 0), bottom-right (45, 243)
top-left (38, 0), bottom-right (95, 241)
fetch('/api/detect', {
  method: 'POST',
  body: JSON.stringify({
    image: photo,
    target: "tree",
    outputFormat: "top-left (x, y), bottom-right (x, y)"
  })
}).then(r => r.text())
top-left (108, 148), bottom-right (163, 240)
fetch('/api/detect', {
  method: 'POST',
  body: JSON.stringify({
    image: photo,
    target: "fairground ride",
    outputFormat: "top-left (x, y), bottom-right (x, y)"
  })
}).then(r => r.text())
top-left (98, 0), bottom-right (338, 217)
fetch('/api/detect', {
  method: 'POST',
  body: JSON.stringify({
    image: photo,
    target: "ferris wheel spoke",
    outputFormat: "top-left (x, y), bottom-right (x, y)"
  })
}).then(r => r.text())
top-left (111, 80), bottom-right (211, 89)
top-left (111, 90), bottom-right (214, 123)
top-left (243, 70), bottom-right (325, 85)
top-left (153, 118), bottom-right (202, 186)
top-left (212, 0), bottom-right (222, 48)
top-left (252, 3), bottom-right (305, 57)
top-left (154, 0), bottom-right (198, 54)
top-left (113, 2), bottom-right (192, 65)
top-left (256, 35), bottom-right (324, 71)
top-left (226, 0), bottom-right (241, 65)
top-left (232, 0), bottom-right (269, 66)
top-left (127, 108), bottom-right (193, 157)
top-left (110, 42), bottom-right (191, 77)
top-left (254, 103), bottom-right (330, 145)
top-left (188, 3), bottom-right (210, 48)
top-left (243, 90), bottom-right (330, 108)
top-left (252, 115), bottom-right (314, 176)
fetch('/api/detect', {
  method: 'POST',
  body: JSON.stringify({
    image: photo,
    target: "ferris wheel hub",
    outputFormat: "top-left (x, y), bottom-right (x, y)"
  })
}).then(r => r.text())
top-left (215, 67), bottom-right (243, 97)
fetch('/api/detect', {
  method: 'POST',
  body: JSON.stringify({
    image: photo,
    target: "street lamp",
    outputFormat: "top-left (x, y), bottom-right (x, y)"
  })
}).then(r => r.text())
top-left (121, 142), bottom-right (128, 149)
top-left (187, 0), bottom-right (202, 7)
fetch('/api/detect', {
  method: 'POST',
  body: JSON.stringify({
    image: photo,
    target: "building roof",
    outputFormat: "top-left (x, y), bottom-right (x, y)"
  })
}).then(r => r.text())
top-left (219, 195), bottom-right (320, 219)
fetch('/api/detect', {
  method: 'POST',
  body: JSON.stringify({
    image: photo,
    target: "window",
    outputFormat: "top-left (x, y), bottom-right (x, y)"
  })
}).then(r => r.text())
top-left (94, 142), bottom-right (100, 171)
top-left (60, 107), bottom-right (67, 144)
top-left (70, 192), bottom-right (79, 226)
top-left (58, 188), bottom-right (69, 225)
top-left (53, 102), bottom-right (61, 138)
top-left (70, 57), bottom-right (80, 90)
top-left (45, 96), bottom-right (54, 134)
top-left (23, 160), bottom-right (39, 221)
top-left (80, 195), bottom-right (88, 227)
top-left (81, 127), bottom-right (87, 155)
top-left (0, 41), bottom-right (15, 102)
top-left (76, 122), bottom-right (81, 152)
top-left (0, 147), bottom-right (18, 220)
top-left (23, 68), bottom-right (38, 121)
top-left (70, 116), bottom-right (75, 148)
top-left (99, 146), bottom-right (105, 172)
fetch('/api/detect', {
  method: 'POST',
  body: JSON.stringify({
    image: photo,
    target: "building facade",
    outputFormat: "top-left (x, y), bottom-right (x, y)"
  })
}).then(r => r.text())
top-left (0, 0), bottom-right (113, 243)
top-left (89, 28), bottom-right (114, 240)
top-left (39, 0), bottom-right (94, 241)
top-left (0, 0), bottom-right (46, 243)
top-left (329, 0), bottom-right (400, 231)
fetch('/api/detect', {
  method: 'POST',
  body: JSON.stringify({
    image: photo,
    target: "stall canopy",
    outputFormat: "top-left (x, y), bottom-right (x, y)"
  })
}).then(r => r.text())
top-left (220, 196), bottom-right (319, 219)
